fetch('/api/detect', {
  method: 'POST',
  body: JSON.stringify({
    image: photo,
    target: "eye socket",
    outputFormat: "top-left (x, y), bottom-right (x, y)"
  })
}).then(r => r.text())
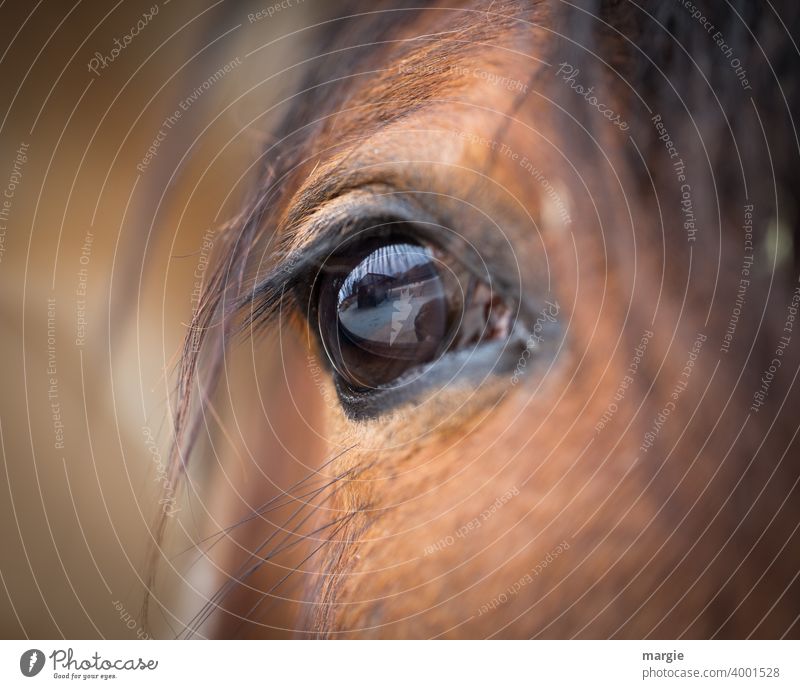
top-left (312, 226), bottom-right (513, 392)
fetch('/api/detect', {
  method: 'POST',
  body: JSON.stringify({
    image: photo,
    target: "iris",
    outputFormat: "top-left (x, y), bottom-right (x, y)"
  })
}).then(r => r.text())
top-left (314, 231), bottom-right (512, 392)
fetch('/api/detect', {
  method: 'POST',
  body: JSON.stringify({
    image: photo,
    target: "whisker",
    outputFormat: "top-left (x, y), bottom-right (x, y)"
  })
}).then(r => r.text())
top-left (171, 445), bottom-right (357, 562)
top-left (178, 474), bottom-right (345, 576)
top-left (230, 516), bottom-right (355, 639)
top-left (179, 461), bottom-right (356, 638)
top-left (180, 505), bottom-right (347, 640)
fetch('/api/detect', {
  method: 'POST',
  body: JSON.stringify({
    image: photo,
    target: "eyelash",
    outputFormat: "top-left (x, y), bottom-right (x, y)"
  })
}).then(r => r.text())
top-left (243, 223), bottom-right (502, 335)
top-left (239, 214), bottom-right (536, 419)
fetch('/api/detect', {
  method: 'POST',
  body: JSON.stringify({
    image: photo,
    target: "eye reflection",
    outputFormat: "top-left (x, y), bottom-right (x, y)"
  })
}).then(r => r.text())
top-left (314, 230), bottom-right (513, 393)
top-left (334, 243), bottom-right (449, 387)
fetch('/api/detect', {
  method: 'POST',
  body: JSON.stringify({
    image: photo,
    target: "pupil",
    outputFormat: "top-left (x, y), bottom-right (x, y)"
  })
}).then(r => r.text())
top-left (334, 243), bottom-right (449, 387)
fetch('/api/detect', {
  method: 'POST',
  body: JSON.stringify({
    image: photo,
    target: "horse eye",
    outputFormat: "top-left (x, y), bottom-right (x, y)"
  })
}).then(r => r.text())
top-left (314, 233), bottom-right (512, 391)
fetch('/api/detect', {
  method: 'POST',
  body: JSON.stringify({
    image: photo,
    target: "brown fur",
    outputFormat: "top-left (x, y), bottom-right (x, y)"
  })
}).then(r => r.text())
top-left (164, 0), bottom-right (800, 638)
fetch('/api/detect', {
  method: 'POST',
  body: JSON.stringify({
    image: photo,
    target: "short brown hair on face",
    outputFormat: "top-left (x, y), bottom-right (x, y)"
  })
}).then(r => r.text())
top-left (164, 1), bottom-right (800, 639)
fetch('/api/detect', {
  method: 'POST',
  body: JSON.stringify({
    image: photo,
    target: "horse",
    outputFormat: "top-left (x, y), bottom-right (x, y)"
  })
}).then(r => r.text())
top-left (155, 0), bottom-right (800, 639)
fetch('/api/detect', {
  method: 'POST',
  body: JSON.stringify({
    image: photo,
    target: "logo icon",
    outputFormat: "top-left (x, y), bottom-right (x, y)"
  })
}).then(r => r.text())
top-left (20, 649), bottom-right (45, 677)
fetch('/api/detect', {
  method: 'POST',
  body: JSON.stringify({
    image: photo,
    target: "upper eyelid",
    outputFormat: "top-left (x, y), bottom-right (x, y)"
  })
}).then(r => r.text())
top-left (239, 190), bottom-right (433, 327)
top-left (236, 193), bottom-right (418, 333)
top-left (279, 188), bottom-right (426, 258)
top-left (239, 188), bottom-right (522, 335)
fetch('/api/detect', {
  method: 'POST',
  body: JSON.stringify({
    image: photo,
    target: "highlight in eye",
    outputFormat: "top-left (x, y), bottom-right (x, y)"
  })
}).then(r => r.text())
top-left (313, 230), bottom-right (512, 391)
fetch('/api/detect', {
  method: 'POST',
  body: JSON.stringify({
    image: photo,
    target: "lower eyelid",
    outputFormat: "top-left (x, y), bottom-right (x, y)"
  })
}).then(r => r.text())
top-left (334, 333), bottom-right (530, 421)
top-left (304, 222), bottom-right (524, 412)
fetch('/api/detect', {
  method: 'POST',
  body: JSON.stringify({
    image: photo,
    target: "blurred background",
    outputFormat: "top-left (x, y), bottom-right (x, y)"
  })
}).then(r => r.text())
top-left (0, 0), bottom-right (327, 638)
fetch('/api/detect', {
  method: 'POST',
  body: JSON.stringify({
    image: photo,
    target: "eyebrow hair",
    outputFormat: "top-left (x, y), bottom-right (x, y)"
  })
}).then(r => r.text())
top-left (171, 2), bottom-right (537, 464)
top-left (235, 101), bottom-right (551, 339)
top-left (211, 7), bottom-right (546, 344)
top-left (237, 190), bottom-right (531, 350)
top-left (236, 190), bottom-right (431, 336)
top-left (227, 128), bottom-right (443, 337)
top-left (249, 10), bottom-right (539, 232)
